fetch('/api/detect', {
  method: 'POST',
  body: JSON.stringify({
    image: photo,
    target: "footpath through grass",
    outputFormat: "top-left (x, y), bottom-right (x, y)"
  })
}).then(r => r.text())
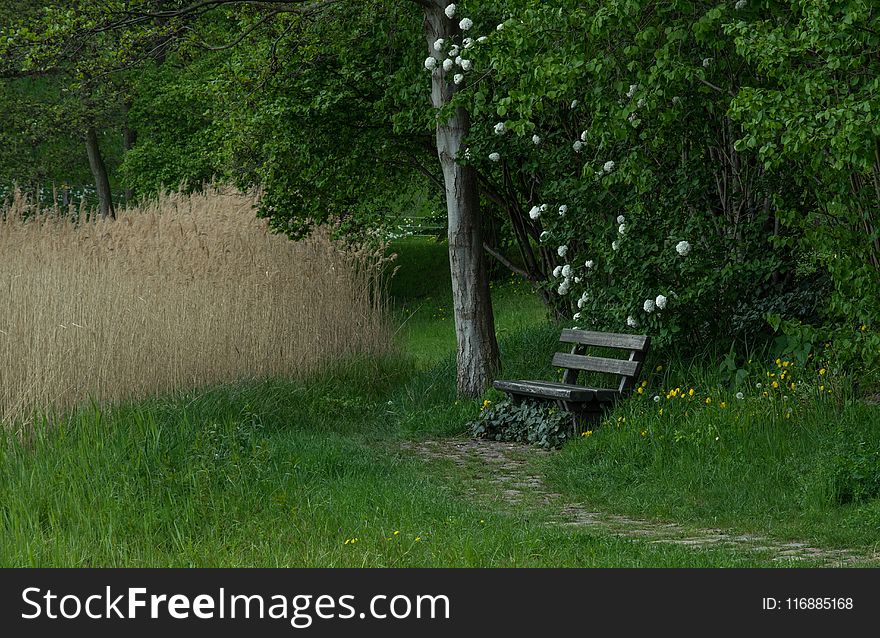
top-left (1, 237), bottom-right (877, 566)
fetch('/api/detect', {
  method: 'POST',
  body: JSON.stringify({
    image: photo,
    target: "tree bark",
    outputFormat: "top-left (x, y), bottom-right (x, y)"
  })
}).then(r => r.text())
top-left (84, 125), bottom-right (115, 219)
top-left (423, 2), bottom-right (499, 397)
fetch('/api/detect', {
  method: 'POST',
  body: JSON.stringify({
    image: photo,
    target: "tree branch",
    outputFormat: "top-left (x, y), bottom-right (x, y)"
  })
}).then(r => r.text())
top-left (482, 243), bottom-right (531, 280)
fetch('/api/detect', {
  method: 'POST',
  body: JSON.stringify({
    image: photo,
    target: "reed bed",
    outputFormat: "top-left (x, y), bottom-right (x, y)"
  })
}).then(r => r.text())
top-left (0, 187), bottom-right (392, 429)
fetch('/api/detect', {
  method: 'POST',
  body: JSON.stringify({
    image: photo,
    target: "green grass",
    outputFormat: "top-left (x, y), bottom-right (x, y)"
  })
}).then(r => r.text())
top-left (388, 237), bottom-right (546, 366)
top-left (0, 358), bottom-right (786, 567)
top-left (1, 235), bottom-right (877, 566)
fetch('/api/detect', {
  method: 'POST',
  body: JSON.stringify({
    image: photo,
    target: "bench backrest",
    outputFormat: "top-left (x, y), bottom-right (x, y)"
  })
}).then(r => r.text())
top-left (553, 329), bottom-right (650, 395)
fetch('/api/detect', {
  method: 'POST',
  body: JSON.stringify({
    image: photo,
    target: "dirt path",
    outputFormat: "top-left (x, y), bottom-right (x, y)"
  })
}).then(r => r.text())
top-left (402, 438), bottom-right (879, 566)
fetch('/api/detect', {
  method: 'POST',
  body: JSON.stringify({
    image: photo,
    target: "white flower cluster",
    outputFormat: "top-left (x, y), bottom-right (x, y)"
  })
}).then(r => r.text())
top-left (603, 160), bottom-right (615, 173)
top-left (528, 203), bottom-right (547, 220)
top-left (626, 83), bottom-right (638, 98)
top-left (584, 259), bottom-right (594, 269)
top-left (627, 315), bottom-right (639, 328)
top-left (577, 290), bottom-right (589, 308)
top-left (489, 152), bottom-right (500, 162)
top-left (642, 294), bottom-right (668, 314)
top-left (459, 18), bottom-right (473, 30)
top-left (532, 134), bottom-right (541, 145)
top-left (557, 245), bottom-right (568, 257)
top-left (558, 204), bottom-right (567, 216)
top-left (735, 0), bottom-right (747, 8)
top-left (573, 140), bottom-right (584, 153)
top-left (675, 240), bottom-right (691, 256)
top-left (494, 122), bottom-right (506, 135)
top-left (444, 3), bottom-right (456, 18)
top-left (618, 223), bottom-right (626, 235)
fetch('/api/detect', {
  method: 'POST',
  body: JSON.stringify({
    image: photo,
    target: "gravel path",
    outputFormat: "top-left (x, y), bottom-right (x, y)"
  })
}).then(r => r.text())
top-left (402, 438), bottom-right (879, 566)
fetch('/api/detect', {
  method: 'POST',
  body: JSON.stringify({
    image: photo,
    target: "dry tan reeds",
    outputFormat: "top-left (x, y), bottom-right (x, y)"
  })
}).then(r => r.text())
top-left (0, 187), bottom-right (392, 428)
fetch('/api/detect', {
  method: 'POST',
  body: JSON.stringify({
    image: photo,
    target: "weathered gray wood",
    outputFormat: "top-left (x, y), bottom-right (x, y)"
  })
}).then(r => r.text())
top-left (618, 336), bottom-right (651, 394)
top-left (493, 380), bottom-right (595, 401)
top-left (559, 329), bottom-right (649, 351)
top-left (511, 380), bottom-right (619, 402)
top-left (551, 352), bottom-right (640, 376)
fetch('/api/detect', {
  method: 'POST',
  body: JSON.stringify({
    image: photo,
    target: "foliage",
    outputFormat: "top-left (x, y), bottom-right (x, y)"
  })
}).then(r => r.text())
top-left (469, 399), bottom-right (571, 449)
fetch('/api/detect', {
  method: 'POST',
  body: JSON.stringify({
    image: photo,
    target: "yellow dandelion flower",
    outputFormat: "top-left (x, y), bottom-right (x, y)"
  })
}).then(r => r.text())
top-left (775, 358), bottom-right (782, 366)
top-left (860, 324), bottom-right (867, 331)
top-left (637, 387), bottom-right (644, 394)
top-left (394, 530), bottom-right (400, 535)
top-left (641, 380), bottom-right (648, 387)
top-left (819, 385), bottom-right (824, 391)
top-left (688, 388), bottom-right (695, 397)
top-left (640, 430), bottom-right (647, 437)
top-left (790, 382), bottom-right (796, 391)
top-left (659, 408), bottom-right (664, 415)
top-left (720, 402), bottom-right (727, 409)
top-left (772, 381), bottom-right (779, 388)
top-left (655, 365), bottom-right (663, 372)
top-left (705, 397), bottom-right (712, 405)
top-left (819, 368), bottom-right (826, 375)
top-left (582, 430), bottom-right (593, 437)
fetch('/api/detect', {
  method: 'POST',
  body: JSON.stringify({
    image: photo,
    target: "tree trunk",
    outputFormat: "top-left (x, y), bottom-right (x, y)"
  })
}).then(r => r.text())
top-left (84, 125), bottom-right (115, 220)
top-left (423, 2), bottom-right (499, 397)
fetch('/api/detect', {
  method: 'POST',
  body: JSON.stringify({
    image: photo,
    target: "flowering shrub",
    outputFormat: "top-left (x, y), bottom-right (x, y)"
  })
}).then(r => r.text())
top-left (417, 0), bottom-right (866, 354)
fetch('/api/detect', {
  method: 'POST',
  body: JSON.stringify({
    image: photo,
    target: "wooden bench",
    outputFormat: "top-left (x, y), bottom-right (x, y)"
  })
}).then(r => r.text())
top-left (493, 329), bottom-right (650, 428)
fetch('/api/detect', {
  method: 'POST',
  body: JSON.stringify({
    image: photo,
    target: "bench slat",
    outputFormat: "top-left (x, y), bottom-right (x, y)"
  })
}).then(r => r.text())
top-left (493, 380), bottom-right (620, 402)
top-left (559, 329), bottom-right (649, 351)
top-left (551, 352), bottom-right (640, 376)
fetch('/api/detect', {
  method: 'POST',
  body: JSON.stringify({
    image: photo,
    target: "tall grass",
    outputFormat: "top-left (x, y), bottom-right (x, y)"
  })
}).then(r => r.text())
top-left (0, 188), bottom-right (391, 429)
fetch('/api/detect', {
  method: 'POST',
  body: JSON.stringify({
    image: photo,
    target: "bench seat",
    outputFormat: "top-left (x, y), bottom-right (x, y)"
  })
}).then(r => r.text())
top-left (492, 380), bottom-right (618, 403)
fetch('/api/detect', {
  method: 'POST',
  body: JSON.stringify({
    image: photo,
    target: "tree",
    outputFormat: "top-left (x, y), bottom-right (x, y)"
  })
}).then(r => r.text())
top-left (3, 0), bottom-right (502, 396)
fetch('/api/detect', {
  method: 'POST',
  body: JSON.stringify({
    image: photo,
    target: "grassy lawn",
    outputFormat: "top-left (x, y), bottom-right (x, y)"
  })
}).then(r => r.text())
top-left (1, 236), bottom-right (876, 566)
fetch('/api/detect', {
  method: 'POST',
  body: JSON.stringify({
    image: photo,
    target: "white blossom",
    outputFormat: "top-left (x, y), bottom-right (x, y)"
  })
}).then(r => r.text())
top-left (424, 57), bottom-right (438, 71)
top-left (561, 264), bottom-right (572, 278)
top-left (496, 22), bottom-right (504, 31)
top-left (454, 55), bottom-right (462, 65)
top-left (494, 122), bottom-right (506, 135)
top-left (558, 204), bottom-right (568, 216)
top-left (489, 152), bottom-right (500, 162)
top-left (574, 276), bottom-right (581, 283)
top-left (628, 112), bottom-right (638, 123)
top-left (459, 17), bottom-right (473, 30)
top-left (453, 73), bottom-right (464, 85)
top-left (444, 4), bottom-right (457, 18)
top-left (539, 204), bottom-right (548, 213)
top-left (612, 240), bottom-right (620, 251)
top-left (532, 134), bottom-right (541, 145)
top-left (756, 382), bottom-right (763, 389)
top-left (627, 315), bottom-right (639, 328)
top-left (539, 231), bottom-right (550, 242)
top-left (580, 130), bottom-right (588, 142)
top-left (558, 280), bottom-right (571, 295)
top-left (655, 294), bottom-right (667, 310)
top-left (442, 58), bottom-right (454, 72)
top-left (735, 392), bottom-right (744, 400)
top-left (637, 98), bottom-right (646, 108)
top-left (675, 240), bottom-right (691, 256)
top-left (618, 223), bottom-right (626, 234)
top-left (672, 96), bottom-right (681, 104)
top-left (433, 38), bottom-right (445, 51)
top-left (460, 59), bottom-right (472, 71)
top-left (463, 37), bottom-right (474, 48)
top-left (603, 160), bottom-right (615, 173)
top-left (735, 0), bottom-right (747, 9)
top-left (463, 148), bottom-right (471, 160)
top-left (570, 99), bottom-right (579, 109)
top-left (616, 215), bottom-right (626, 224)
top-left (552, 265), bottom-right (563, 278)
top-left (626, 83), bottom-right (638, 98)
top-left (584, 260), bottom-right (594, 269)
top-left (643, 298), bottom-right (655, 313)
top-left (528, 205), bottom-right (541, 220)
top-left (477, 36), bottom-right (488, 43)
top-left (448, 45), bottom-right (460, 57)
top-left (653, 395), bottom-right (661, 402)
top-left (557, 245), bottom-right (568, 257)
top-left (573, 140), bottom-right (584, 153)
top-left (573, 312), bottom-right (582, 320)
top-left (702, 57), bottom-right (712, 67)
